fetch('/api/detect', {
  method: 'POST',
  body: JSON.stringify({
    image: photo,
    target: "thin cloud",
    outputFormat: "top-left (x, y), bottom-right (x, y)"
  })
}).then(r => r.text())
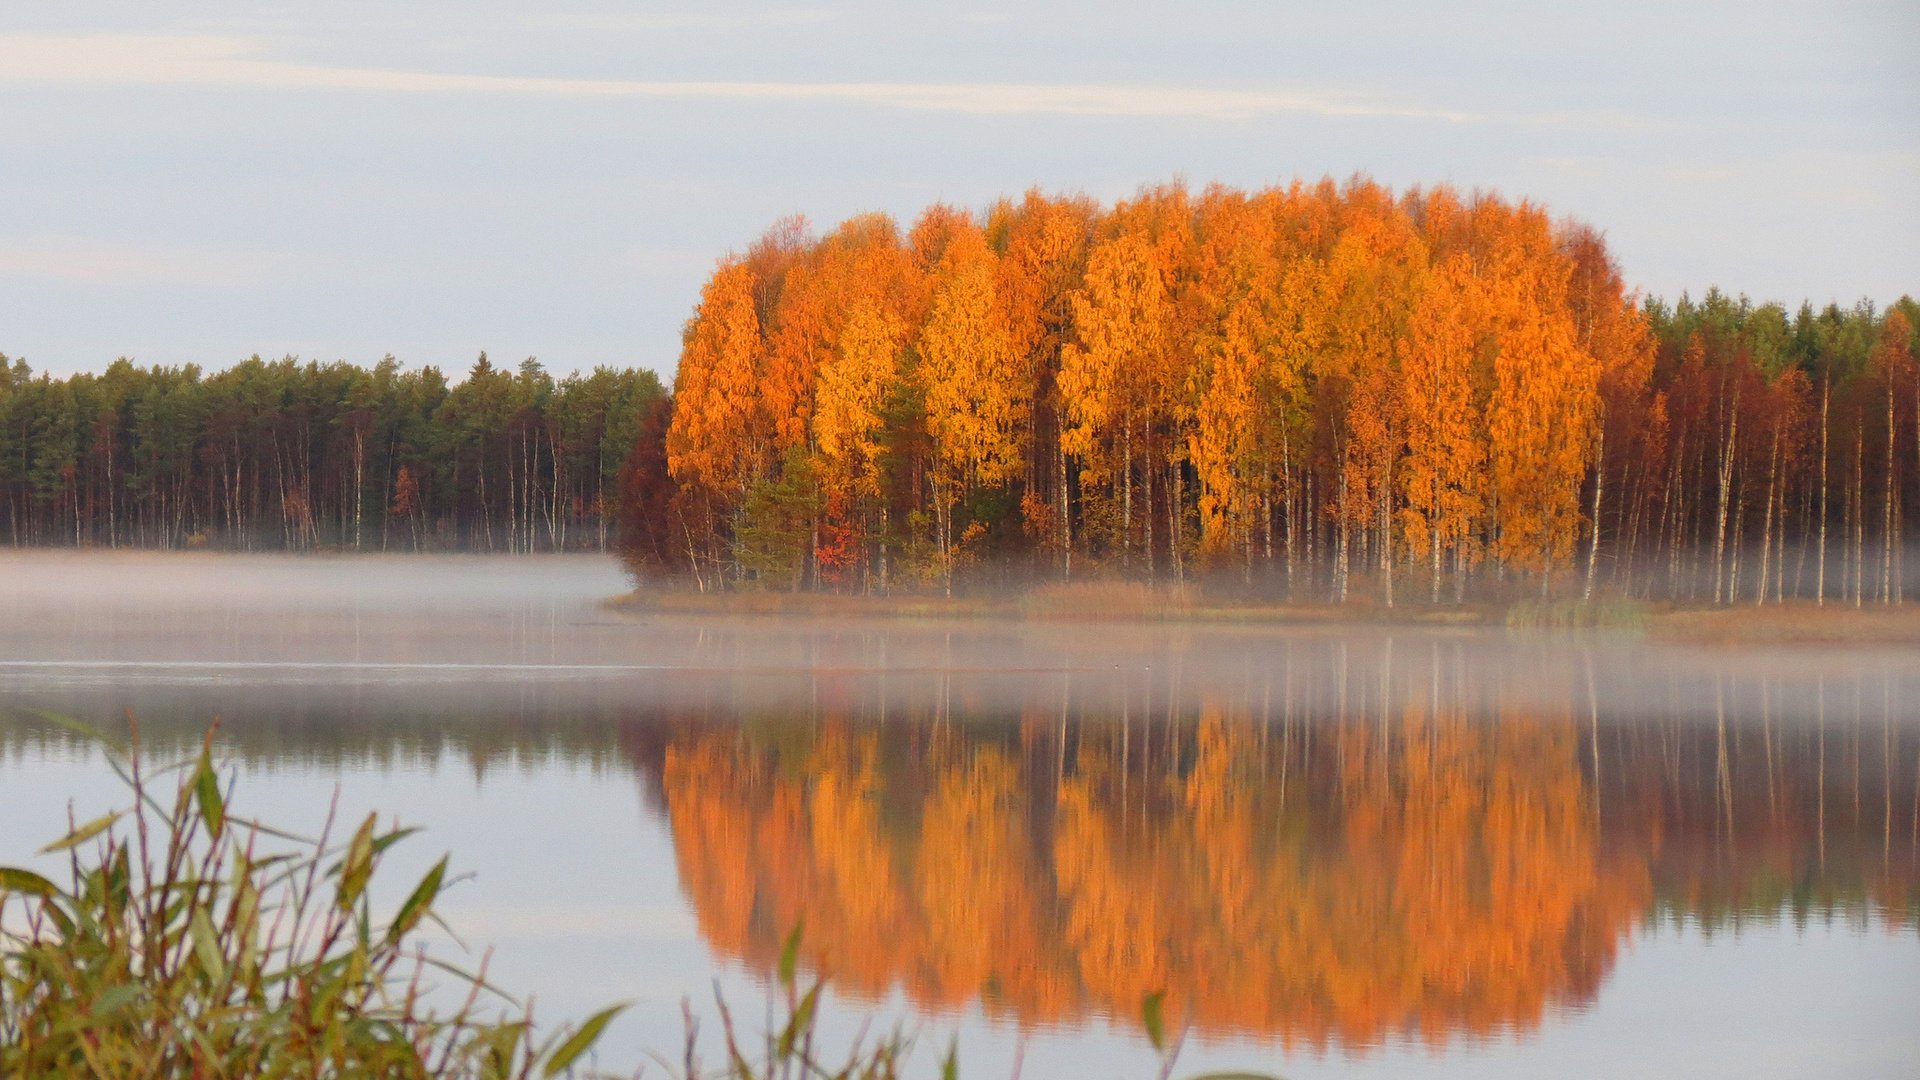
top-left (0, 235), bottom-right (292, 288)
top-left (0, 34), bottom-right (1476, 122)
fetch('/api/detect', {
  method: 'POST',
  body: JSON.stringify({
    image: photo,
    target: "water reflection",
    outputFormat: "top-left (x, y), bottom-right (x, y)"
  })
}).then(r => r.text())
top-left (4, 634), bottom-right (1918, 1057)
top-left (647, 691), bottom-right (1916, 1050)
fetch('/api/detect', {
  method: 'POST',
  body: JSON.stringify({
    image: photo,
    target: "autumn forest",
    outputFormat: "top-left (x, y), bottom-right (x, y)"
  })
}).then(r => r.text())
top-left (6, 177), bottom-right (1918, 606)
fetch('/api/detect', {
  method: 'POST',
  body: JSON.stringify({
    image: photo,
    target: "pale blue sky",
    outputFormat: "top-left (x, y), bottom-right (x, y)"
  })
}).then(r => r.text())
top-left (2, 2), bottom-right (1915, 379)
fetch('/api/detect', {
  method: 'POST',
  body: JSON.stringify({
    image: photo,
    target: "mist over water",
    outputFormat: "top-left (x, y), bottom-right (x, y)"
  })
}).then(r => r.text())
top-left (3, 552), bottom-right (1918, 1079)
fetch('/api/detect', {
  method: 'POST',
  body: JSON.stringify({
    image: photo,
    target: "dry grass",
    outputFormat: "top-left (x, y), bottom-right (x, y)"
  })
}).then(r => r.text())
top-left (1649, 601), bottom-right (1920, 645)
top-left (611, 581), bottom-right (1498, 629)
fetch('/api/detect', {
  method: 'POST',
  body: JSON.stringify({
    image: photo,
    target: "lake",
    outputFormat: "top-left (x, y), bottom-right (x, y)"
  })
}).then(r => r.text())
top-left (2, 552), bottom-right (1917, 1079)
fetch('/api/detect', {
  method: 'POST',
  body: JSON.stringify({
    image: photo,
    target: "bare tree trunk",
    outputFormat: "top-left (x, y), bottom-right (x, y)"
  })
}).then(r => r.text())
top-left (1169, 455), bottom-right (1184, 585)
top-left (1713, 386), bottom-right (1740, 604)
top-left (1818, 381), bottom-right (1831, 605)
top-left (352, 428), bottom-right (365, 551)
top-left (1884, 384), bottom-right (1897, 603)
top-left (1143, 425), bottom-right (1155, 580)
top-left (1730, 443), bottom-right (1747, 602)
top-left (1122, 419), bottom-right (1134, 572)
top-left (1854, 429), bottom-right (1866, 608)
top-left (1757, 426), bottom-right (1779, 605)
top-left (1282, 432), bottom-right (1296, 600)
top-left (1336, 459), bottom-right (1350, 603)
top-left (1585, 424), bottom-right (1606, 601)
top-left (1379, 459), bottom-right (1393, 609)
top-left (1059, 440), bottom-right (1071, 580)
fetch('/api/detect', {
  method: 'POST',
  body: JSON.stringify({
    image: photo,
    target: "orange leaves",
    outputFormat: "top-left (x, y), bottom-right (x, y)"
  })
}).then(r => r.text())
top-left (666, 178), bottom-right (1661, 592)
top-left (920, 225), bottom-right (1024, 488)
top-left (667, 260), bottom-right (768, 501)
top-left (650, 696), bottom-right (1663, 1049)
top-left (1060, 232), bottom-right (1170, 463)
top-left (814, 299), bottom-right (906, 499)
top-left (1190, 195), bottom-right (1292, 555)
top-left (1484, 234), bottom-right (1603, 571)
top-left (1400, 254), bottom-right (1489, 569)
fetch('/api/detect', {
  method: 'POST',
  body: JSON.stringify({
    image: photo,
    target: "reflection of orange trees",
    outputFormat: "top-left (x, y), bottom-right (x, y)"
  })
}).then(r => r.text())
top-left (1051, 707), bottom-right (1647, 1048)
top-left (659, 702), bottom-right (1655, 1049)
top-left (663, 730), bottom-right (1073, 1018)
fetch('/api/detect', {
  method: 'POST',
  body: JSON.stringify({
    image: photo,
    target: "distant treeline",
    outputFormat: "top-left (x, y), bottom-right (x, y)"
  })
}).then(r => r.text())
top-left (0, 353), bottom-right (662, 552)
top-left (640, 178), bottom-right (1920, 603)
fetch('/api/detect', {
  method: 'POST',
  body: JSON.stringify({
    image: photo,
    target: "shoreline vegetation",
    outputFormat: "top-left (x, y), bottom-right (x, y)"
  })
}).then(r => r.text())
top-left (611, 580), bottom-right (1920, 644)
top-left (639, 179), bottom-right (1920, 609)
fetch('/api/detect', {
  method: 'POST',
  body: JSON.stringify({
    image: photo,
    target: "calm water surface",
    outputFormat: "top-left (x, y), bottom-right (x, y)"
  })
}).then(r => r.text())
top-left (3, 553), bottom-right (1917, 1079)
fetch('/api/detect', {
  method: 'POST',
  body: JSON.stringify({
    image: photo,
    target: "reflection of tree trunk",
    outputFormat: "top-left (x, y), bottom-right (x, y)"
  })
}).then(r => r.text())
top-left (1882, 678), bottom-right (1894, 861)
top-left (1714, 677), bottom-right (1734, 838)
top-left (1817, 676), bottom-right (1827, 869)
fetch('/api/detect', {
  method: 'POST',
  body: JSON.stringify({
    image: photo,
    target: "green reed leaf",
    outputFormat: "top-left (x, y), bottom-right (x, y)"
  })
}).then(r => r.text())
top-left (192, 750), bottom-right (225, 838)
top-left (777, 916), bottom-right (805, 987)
top-left (1142, 989), bottom-right (1168, 1053)
top-left (388, 855), bottom-right (448, 943)
top-left (542, 1002), bottom-right (629, 1078)
top-left (0, 865), bottom-right (62, 899)
top-left (39, 810), bottom-right (121, 854)
top-left (775, 983), bottom-right (821, 1059)
top-left (336, 814), bottom-right (377, 912)
top-left (190, 907), bottom-right (226, 984)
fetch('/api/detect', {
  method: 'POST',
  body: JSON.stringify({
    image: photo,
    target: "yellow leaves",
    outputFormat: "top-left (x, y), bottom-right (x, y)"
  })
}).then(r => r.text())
top-left (920, 225), bottom-right (1025, 488)
top-left (1191, 211), bottom-right (1288, 554)
top-left (667, 180), bottom-right (1648, 588)
top-left (1060, 232), bottom-right (1169, 461)
top-left (813, 299), bottom-right (906, 498)
top-left (650, 696), bottom-right (1649, 1048)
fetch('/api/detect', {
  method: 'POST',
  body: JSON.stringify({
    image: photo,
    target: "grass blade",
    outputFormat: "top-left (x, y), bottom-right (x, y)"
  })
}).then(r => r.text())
top-left (39, 810), bottom-right (122, 854)
top-left (777, 916), bottom-right (805, 987)
top-left (542, 1002), bottom-right (629, 1077)
top-left (1142, 989), bottom-right (1168, 1053)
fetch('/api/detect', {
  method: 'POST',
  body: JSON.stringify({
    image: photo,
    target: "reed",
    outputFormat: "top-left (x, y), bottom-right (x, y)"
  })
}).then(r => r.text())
top-left (1, 717), bottom-right (1279, 1079)
top-left (0, 717), bottom-right (624, 1078)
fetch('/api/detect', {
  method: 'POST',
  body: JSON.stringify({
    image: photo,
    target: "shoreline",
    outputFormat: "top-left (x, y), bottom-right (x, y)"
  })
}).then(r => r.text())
top-left (608, 587), bottom-right (1920, 646)
top-left (6, 548), bottom-right (1917, 646)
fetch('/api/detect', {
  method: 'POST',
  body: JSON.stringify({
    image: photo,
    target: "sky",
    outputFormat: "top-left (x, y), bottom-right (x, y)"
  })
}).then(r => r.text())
top-left (2, 1), bottom-right (1916, 381)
